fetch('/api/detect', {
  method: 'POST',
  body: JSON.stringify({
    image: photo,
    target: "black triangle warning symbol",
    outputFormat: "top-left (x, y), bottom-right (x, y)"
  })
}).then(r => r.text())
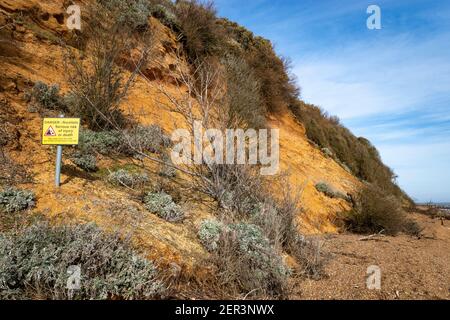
top-left (45, 126), bottom-right (56, 136)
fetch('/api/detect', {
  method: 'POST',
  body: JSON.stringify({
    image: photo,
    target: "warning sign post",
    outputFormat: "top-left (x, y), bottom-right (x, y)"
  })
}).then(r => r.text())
top-left (42, 116), bottom-right (80, 187)
top-left (42, 118), bottom-right (80, 145)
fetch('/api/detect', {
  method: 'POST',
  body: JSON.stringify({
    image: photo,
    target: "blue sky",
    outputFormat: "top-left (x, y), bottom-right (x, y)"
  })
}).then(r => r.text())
top-left (215, 0), bottom-right (450, 202)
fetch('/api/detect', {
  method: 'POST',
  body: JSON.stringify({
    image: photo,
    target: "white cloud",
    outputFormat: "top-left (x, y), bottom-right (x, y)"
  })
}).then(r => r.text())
top-left (294, 32), bottom-right (450, 120)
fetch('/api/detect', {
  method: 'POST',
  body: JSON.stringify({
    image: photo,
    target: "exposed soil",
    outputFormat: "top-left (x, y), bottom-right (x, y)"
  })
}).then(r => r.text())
top-left (293, 212), bottom-right (450, 300)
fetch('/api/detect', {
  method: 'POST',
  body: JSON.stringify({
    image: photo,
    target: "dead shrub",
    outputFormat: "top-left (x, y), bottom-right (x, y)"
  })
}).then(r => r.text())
top-left (287, 235), bottom-right (327, 280)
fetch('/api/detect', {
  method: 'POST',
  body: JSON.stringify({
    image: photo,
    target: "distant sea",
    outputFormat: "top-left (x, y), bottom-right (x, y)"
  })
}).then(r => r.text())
top-left (417, 202), bottom-right (450, 209)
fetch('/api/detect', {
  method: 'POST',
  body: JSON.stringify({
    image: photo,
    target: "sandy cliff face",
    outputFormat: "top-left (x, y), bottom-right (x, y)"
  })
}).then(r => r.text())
top-left (0, 0), bottom-right (359, 274)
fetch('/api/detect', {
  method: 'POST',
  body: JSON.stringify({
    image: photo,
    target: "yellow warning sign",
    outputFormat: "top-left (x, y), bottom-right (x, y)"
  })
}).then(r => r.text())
top-left (42, 118), bottom-right (80, 145)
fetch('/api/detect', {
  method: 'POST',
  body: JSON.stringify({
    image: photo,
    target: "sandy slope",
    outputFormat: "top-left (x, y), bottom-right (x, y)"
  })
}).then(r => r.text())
top-left (2, 0), bottom-right (447, 299)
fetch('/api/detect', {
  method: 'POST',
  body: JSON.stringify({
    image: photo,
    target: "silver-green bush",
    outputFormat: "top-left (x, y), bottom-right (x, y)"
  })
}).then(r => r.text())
top-left (315, 182), bottom-right (349, 200)
top-left (151, 3), bottom-right (179, 29)
top-left (124, 124), bottom-right (171, 155)
top-left (198, 220), bottom-right (289, 297)
top-left (99, 0), bottom-right (152, 30)
top-left (108, 169), bottom-right (149, 188)
top-left (198, 219), bottom-right (225, 252)
top-left (143, 191), bottom-right (184, 222)
top-left (0, 222), bottom-right (165, 300)
top-left (71, 152), bottom-right (97, 172)
top-left (78, 129), bottom-right (123, 155)
top-left (0, 188), bottom-right (35, 213)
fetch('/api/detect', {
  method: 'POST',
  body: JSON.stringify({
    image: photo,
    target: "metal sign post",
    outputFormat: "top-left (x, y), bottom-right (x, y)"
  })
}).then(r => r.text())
top-left (55, 144), bottom-right (63, 187)
top-left (41, 115), bottom-right (80, 188)
top-left (55, 114), bottom-right (64, 187)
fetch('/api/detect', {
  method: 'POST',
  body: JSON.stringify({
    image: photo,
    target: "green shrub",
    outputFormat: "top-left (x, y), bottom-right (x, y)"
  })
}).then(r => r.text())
top-left (143, 191), bottom-right (184, 222)
top-left (343, 185), bottom-right (408, 235)
top-left (249, 201), bottom-right (285, 246)
top-left (0, 222), bottom-right (165, 299)
top-left (220, 19), bottom-right (299, 113)
top-left (70, 152), bottom-right (97, 172)
top-left (108, 169), bottom-right (149, 188)
top-left (0, 188), bottom-right (35, 213)
top-left (71, 129), bottom-right (122, 172)
top-left (219, 222), bottom-right (289, 297)
top-left (73, 125), bottom-right (170, 172)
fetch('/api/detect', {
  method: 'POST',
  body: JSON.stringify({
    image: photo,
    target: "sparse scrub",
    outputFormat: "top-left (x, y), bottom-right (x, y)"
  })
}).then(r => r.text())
top-left (108, 169), bottom-right (149, 189)
top-left (64, 1), bottom-right (152, 130)
top-left (205, 165), bottom-right (264, 215)
top-left (158, 153), bottom-right (177, 178)
top-left (144, 191), bottom-right (184, 222)
top-left (0, 188), bottom-right (35, 213)
top-left (403, 219), bottom-right (423, 237)
top-left (78, 125), bottom-right (170, 157)
top-left (26, 81), bottom-right (65, 112)
top-left (249, 202), bottom-right (286, 249)
top-left (250, 196), bottom-right (298, 250)
top-left (321, 147), bottom-right (333, 157)
top-left (287, 235), bottom-right (327, 279)
top-left (0, 222), bottom-right (165, 299)
top-left (72, 125), bottom-right (170, 172)
top-left (220, 19), bottom-right (300, 113)
top-left (69, 129), bottom-right (121, 172)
